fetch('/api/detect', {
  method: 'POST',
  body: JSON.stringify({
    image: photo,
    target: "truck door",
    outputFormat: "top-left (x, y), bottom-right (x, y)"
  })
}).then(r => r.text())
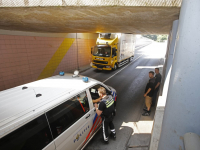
top-left (112, 47), bottom-right (117, 59)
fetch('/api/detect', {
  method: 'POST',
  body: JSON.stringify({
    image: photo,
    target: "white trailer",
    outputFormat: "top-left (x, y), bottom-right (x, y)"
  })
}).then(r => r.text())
top-left (91, 33), bottom-right (136, 70)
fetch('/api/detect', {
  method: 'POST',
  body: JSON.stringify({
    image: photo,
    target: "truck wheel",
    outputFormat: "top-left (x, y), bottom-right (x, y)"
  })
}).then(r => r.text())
top-left (113, 64), bottom-right (117, 70)
top-left (130, 56), bottom-right (133, 62)
top-left (129, 57), bottom-right (132, 63)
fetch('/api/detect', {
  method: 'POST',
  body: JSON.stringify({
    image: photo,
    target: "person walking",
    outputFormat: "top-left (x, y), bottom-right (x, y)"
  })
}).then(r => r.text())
top-left (142, 71), bottom-right (155, 116)
top-left (94, 87), bottom-right (116, 144)
top-left (152, 68), bottom-right (162, 106)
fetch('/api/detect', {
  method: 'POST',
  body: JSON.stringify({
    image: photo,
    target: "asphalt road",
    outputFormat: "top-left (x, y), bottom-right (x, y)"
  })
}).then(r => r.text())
top-left (80, 41), bottom-right (167, 150)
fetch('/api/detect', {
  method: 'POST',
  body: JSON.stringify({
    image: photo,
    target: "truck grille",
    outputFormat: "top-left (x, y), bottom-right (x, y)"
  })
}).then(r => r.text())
top-left (93, 60), bottom-right (108, 64)
top-left (94, 64), bottom-right (105, 68)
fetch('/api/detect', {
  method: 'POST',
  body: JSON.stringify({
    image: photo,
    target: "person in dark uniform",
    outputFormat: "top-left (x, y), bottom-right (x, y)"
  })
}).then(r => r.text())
top-left (142, 71), bottom-right (155, 116)
top-left (152, 68), bottom-right (162, 106)
top-left (94, 87), bottom-right (116, 143)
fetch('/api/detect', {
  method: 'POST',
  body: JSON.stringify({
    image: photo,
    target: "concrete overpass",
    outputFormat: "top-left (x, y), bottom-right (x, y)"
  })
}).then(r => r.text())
top-left (0, 0), bottom-right (181, 34)
top-left (1, 0), bottom-right (200, 150)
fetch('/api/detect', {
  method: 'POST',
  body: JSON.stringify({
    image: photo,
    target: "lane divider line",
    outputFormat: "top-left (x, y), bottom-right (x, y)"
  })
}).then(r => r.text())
top-left (103, 54), bottom-right (143, 83)
top-left (135, 43), bottom-right (152, 51)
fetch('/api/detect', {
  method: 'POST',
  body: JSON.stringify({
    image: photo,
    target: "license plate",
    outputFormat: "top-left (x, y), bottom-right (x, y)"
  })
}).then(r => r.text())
top-left (97, 68), bottom-right (102, 70)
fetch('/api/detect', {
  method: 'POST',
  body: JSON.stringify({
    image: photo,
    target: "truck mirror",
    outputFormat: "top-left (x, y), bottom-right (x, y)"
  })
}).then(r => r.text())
top-left (91, 47), bottom-right (93, 54)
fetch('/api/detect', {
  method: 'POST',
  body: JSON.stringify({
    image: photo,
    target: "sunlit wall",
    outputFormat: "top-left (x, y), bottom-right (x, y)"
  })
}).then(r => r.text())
top-left (0, 32), bottom-right (97, 91)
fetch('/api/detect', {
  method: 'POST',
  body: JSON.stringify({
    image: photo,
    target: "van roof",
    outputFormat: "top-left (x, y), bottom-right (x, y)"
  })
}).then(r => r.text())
top-left (0, 73), bottom-right (99, 136)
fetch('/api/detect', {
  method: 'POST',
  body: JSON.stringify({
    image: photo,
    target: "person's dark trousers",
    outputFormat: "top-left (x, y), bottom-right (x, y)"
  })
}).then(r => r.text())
top-left (102, 116), bottom-right (115, 142)
top-left (152, 88), bottom-right (159, 106)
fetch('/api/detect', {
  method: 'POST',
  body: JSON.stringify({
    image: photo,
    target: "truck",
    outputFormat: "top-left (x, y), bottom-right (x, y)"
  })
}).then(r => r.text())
top-left (91, 33), bottom-right (136, 70)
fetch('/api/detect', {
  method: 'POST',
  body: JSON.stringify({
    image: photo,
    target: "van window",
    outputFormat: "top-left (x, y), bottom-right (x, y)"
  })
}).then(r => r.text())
top-left (46, 91), bottom-right (89, 139)
top-left (0, 115), bottom-right (53, 150)
top-left (89, 84), bottom-right (111, 100)
top-left (77, 91), bottom-right (90, 113)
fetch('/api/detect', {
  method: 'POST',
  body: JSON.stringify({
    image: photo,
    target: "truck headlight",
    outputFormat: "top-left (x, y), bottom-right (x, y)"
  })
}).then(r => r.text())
top-left (105, 66), bottom-right (111, 68)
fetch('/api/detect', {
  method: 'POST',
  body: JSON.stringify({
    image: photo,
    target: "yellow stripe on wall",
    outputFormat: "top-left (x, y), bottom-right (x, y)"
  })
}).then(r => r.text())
top-left (38, 38), bottom-right (75, 80)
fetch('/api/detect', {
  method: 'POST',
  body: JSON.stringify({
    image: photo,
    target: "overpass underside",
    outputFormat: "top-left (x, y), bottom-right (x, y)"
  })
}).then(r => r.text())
top-left (0, 0), bottom-right (181, 34)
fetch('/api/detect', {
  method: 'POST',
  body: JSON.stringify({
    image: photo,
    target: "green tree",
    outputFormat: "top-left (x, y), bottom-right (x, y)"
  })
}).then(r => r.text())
top-left (157, 35), bottom-right (168, 42)
top-left (142, 34), bottom-right (168, 42)
top-left (143, 35), bottom-right (157, 41)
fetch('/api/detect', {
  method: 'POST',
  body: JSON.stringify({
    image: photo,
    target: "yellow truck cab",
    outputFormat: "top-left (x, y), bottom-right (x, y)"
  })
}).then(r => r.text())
top-left (91, 33), bottom-right (135, 70)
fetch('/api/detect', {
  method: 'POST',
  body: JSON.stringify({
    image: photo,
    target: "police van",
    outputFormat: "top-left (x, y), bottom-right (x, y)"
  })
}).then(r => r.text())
top-left (0, 72), bottom-right (117, 150)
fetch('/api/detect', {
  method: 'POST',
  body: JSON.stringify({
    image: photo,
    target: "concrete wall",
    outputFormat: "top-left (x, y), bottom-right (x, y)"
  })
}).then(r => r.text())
top-left (0, 7), bottom-right (180, 34)
top-left (149, 20), bottom-right (179, 150)
top-left (0, 31), bottom-right (97, 91)
top-left (158, 0), bottom-right (200, 149)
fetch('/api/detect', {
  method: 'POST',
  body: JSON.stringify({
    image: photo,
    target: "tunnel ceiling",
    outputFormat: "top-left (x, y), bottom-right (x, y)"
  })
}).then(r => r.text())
top-left (0, 7), bottom-right (180, 34)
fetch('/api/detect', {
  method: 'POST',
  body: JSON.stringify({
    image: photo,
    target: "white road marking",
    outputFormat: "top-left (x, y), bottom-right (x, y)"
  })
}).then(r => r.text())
top-left (136, 65), bottom-right (164, 69)
top-left (135, 45), bottom-right (146, 50)
top-left (103, 54), bottom-right (143, 83)
top-left (135, 42), bottom-right (152, 51)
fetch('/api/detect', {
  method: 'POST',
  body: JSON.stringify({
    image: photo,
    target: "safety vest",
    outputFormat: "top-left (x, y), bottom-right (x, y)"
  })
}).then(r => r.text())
top-left (100, 95), bottom-right (115, 118)
top-left (102, 95), bottom-right (114, 108)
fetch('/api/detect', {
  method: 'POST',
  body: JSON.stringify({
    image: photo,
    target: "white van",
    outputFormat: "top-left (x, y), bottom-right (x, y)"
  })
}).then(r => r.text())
top-left (0, 73), bottom-right (117, 150)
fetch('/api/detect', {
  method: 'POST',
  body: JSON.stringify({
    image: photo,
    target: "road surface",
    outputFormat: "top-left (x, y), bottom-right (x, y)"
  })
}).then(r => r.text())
top-left (81, 41), bottom-right (167, 150)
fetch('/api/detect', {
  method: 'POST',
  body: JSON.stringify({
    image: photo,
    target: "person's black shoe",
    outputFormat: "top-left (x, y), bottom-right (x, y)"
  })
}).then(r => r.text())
top-left (142, 112), bottom-right (150, 116)
top-left (143, 107), bottom-right (148, 111)
top-left (110, 132), bottom-right (116, 140)
top-left (143, 108), bottom-right (151, 112)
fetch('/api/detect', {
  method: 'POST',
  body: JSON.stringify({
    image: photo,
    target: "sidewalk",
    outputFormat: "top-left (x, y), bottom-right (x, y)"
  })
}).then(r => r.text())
top-left (68, 64), bottom-right (91, 74)
top-left (126, 105), bottom-right (156, 150)
top-left (126, 57), bottom-right (165, 150)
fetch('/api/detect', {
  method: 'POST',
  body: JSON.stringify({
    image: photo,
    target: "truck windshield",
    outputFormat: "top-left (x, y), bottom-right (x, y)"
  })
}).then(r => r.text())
top-left (93, 46), bottom-right (111, 57)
